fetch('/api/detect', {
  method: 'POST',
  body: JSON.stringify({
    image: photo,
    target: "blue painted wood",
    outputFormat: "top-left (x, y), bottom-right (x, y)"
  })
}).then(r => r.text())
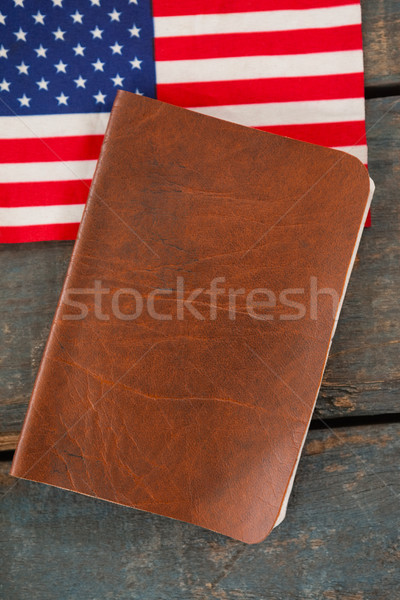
top-left (1, 423), bottom-right (399, 599)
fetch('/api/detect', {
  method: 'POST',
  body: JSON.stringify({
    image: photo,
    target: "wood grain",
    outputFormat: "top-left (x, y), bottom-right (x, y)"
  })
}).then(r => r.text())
top-left (362, 0), bottom-right (400, 89)
top-left (1, 97), bottom-right (399, 445)
top-left (1, 423), bottom-right (398, 599)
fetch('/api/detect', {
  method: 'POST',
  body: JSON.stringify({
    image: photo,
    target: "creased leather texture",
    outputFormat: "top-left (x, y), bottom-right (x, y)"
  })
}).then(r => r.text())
top-left (11, 90), bottom-right (372, 544)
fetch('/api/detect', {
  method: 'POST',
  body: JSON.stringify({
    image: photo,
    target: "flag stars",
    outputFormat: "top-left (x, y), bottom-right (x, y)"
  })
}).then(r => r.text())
top-left (54, 60), bottom-right (68, 73)
top-left (135, 88), bottom-right (143, 95)
top-left (53, 27), bottom-right (66, 41)
top-left (73, 43), bottom-right (85, 56)
top-left (110, 41), bottom-right (123, 55)
top-left (34, 44), bottom-right (47, 58)
top-left (111, 74), bottom-right (124, 87)
top-left (16, 61), bottom-right (29, 75)
top-left (14, 0), bottom-right (25, 7)
top-left (36, 77), bottom-right (49, 90)
top-left (90, 0), bottom-right (101, 5)
top-left (108, 8), bottom-right (121, 22)
top-left (71, 10), bottom-right (84, 24)
top-left (92, 58), bottom-right (105, 71)
top-left (14, 27), bottom-right (27, 42)
top-left (129, 57), bottom-right (142, 70)
top-left (0, 12), bottom-right (7, 25)
top-left (52, 0), bottom-right (63, 7)
top-left (18, 94), bottom-right (31, 107)
top-left (56, 92), bottom-right (69, 105)
top-left (0, 78), bottom-right (11, 92)
top-left (93, 90), bottom-right (106, 104)
top-left (0, 45), bottom-right (9, 59)
top-left (32, 11), bottom-right (46, 25)
top-left (128, 24), bottom-right (140, 38)
top-left (74, 75), bottom-right (87, 88)
top-left (90, 26), bottom-right (103, 39)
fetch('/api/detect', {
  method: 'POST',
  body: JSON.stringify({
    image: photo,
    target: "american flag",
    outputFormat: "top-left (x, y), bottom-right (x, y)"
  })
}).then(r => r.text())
top-left (0, 0), bottom-right (369, 243)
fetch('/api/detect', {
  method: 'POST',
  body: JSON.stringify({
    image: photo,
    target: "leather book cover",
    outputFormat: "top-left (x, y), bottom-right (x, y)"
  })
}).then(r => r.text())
top-left (11, 90), bottom-right (374, 544)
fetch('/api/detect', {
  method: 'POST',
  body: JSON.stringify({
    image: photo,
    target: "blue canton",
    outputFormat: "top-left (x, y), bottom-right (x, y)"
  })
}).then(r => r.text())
top-left (0, 0), bottom-right (156, 116)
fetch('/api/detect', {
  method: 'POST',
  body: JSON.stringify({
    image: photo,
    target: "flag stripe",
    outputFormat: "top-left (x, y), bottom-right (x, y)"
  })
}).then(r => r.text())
top-left (0, 204), bottom-right (85, 227)
top-left (156, 73), bottom-right (365, 107)
top-left (0, 180), bottom-right (91, 208)
top-left (256, 121), bottom-right (367, 147)
top-left (0, 223), bottom-right (81, 244)
top-left (0, 113), bottom-right (110, 140)
top-left (190, 98), bottom-right (365, 127)
top-left (0, 160), bottom-right (97, 183)
top-left (0, 136), bottom-right (104, 164)
top-left (332, 145), bottom-right (367, 163)
top-left (155, 25), bottom-right (362, 61)
top-left (152, 0), bottom-right (359, 17)
top-left (155, 51), bottom-right (364, 84)
top-left (153, 6), bottom-right (362, 37)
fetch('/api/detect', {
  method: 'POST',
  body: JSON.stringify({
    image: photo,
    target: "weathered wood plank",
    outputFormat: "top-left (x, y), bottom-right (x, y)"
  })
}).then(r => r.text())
top-left (1, 423), bottom-right (398, 599)
top-left (362, 0), bottom-right (400, 89)
top-left (1, 97), bottom-right (399, 445)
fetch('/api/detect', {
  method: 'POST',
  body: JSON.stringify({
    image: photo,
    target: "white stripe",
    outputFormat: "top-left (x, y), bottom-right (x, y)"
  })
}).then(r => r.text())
top-left (190, 98), bottom-right (365, 127)
top-left (156, 51), bottom-right (364, 84)
top-left (0, 204), bottom-right (84, 227)
top-left (333, 145), bottom-right (368, 163)
top-left (0, 112), bottom-right (110, 139)
top-left (154, 5), bottom-right (361, 37)
top-left (0, 160), bottom-right (96, 183)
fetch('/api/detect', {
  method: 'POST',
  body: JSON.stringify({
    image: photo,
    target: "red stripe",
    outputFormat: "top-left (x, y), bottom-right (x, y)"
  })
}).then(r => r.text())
top-left (155, 25), bottom-right (362, 61)
top-left (256, 121), bottom-right (366, 146)
top-left (0, 180), bottom-right (91, 208)
top-left (152, 0), bottom-right (359, 17)
top-left (156, 73), bottom-right (365, 107)
top-left (0, 222), bottom-right (80, 243)
top-left (0, 135), bottom-right (103, 164)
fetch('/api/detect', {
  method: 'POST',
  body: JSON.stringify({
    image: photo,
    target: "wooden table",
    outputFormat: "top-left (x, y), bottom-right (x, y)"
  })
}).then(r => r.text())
top-left (1, 2), bottom-right (399, 597)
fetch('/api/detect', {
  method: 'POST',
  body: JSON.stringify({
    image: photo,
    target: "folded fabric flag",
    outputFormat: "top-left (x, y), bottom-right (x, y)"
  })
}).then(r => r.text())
top-left (0, 0), bottom-right (369, 243)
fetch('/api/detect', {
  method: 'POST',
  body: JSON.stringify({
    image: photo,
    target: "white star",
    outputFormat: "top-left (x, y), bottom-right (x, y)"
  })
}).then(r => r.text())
top-left (32, 11), bottom-right (46, 25)
top-left (74, 75), bottom-right (86, 88)
top-left (0, 78), bottom-right (11, 92)
top-left (16, 61), bottom-right (29, 75)
top-left (108, 8), bottom-right (121, 21)
top-left (14, 0), bottom-right (24, 7)
top-left (18, 94), bottom-right (31, 107)
top-left (90, 0), bottom-right (101, 5)
top-left (52, 0), bottom-right (63, 7)
top-left (93, 90), bottom-right (106, 104)
top-left (110, 41), bottom-right (123, 55)
top-left (54, 60), bottom-right (67, 73)
top-left (111, 73), bottom-right (124, 87)
top-left (34, 44), bottom-right (47, 58)
top-left (0, 45), bottom-right (9, 59)
top-left (36, 77), bottom-right (49, 90)
top-left (71, 10), bottom-right (83, 24)
top-left (135, 88), bottom-right (143, 95)
top-left (92, 58), bottom-right (105, 71)
top-left (128, 24), bottom-right (140, 38)
top-left (129, 0), bottom-right (138, 4)
top-left (0, 12), bottom-right (7, 25)
top-left (129, 57), bottom-right (142, 70)
top-left (14, 27), bottom-right (27, 42)
top-left (90, 26), bottom-right (103, 39)
top-left (56, 92), bottom-right (69, 105)
top-left (73, 43), bottom-right (85, 56)
top-left (53, 27), bottom-right (66, 41)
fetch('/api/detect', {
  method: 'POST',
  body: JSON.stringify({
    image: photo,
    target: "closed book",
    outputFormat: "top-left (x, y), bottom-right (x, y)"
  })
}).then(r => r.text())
top-left (11, 90), bottom-right (374, 544)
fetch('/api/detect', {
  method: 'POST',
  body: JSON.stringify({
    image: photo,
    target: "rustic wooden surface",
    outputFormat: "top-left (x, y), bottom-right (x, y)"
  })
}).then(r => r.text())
top-left (1, 423), bottom-right (399, 599)
top-left (1, 2), bottom-right (399, 597)
top-left (362, 0), bottom-right (400, 89)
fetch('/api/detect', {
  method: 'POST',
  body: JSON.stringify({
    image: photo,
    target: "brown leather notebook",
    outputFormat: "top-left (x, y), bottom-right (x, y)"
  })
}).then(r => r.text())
top-left (11, 91), bottom-right (374, 544)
